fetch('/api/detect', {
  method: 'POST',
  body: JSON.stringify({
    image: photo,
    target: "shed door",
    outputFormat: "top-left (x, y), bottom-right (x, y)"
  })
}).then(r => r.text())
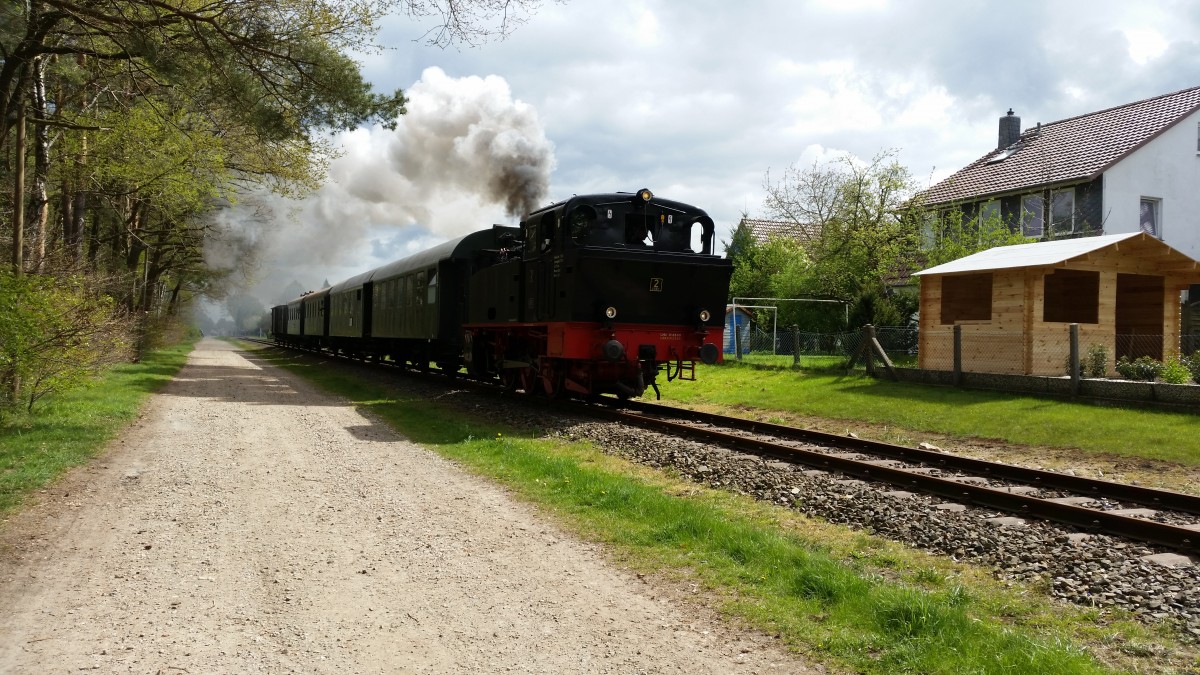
top-left (1115, 273), bottom-right (1164, 361)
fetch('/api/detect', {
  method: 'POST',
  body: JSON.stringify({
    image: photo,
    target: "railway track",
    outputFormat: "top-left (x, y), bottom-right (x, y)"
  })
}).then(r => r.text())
top-left (573, 399), bottom-right (1200, 556)
top-left (244, 338), bottom-right (1200, 557)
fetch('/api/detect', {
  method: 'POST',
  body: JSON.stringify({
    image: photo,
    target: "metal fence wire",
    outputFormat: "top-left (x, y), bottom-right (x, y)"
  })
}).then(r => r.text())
top-left (730, 325), bottom-right (1200, 375)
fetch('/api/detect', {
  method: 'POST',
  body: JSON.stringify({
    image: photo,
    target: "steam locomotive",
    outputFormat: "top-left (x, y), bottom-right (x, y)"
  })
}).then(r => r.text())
top-left (270, 190), bottom-right (732, 399)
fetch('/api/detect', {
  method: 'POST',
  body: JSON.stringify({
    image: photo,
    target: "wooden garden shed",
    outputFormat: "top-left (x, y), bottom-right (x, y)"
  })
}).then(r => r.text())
top-left (913, 232), bottom-right (1200, 376)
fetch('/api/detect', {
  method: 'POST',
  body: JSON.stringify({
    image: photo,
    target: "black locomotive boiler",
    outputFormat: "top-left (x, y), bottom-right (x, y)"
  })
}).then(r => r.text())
top-left (271, 189), bottom-right (732, 398)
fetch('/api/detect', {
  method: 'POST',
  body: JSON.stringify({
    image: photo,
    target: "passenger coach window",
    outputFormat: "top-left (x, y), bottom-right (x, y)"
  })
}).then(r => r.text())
top-left (427, 269), bottom-right (438, 304)
top-left (416, 271), bottom-right (427, 306)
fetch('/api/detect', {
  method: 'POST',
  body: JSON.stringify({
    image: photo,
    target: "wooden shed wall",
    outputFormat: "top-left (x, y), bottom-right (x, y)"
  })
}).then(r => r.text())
top-left (920, 272), bottom-right (1191, 377)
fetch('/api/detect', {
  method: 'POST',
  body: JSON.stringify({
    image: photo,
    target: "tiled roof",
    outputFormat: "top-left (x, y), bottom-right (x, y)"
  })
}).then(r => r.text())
top-left (741, 218), bottom-right (820, 245)
top-left (920, 86), bottom-right (1200, 206)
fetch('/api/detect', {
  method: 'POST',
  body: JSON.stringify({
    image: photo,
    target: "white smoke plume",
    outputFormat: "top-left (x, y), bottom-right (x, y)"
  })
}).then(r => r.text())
top-left (206, 66), bottom-right (556, 308)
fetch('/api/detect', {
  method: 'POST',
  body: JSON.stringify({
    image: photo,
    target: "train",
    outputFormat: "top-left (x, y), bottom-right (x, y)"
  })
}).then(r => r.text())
top-left (270, 189), bottom-right (732, 399)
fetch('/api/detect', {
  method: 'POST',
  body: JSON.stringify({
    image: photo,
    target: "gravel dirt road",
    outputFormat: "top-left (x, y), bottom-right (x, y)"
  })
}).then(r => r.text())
top-left (0, 339), bottom-right (820, 674)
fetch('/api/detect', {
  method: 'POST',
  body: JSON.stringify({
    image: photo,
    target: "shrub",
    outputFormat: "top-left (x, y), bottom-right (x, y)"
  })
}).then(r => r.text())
top-left (1067, 344), bottom-right (1111, 378)
top-left (1114, 355), bottom-right (1163, 381)
top-left (1184, 352), bottom-right (1200, 384)
top-left (1158, 357), bottom-right (1192, 385)
top-left (1084, 344), bottom-right (1109, 378)
top-left (0, 272), bottom-right (132, 415)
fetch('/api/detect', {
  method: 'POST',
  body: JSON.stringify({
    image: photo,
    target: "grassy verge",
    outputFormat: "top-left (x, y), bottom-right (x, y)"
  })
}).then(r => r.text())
top-left (657, 362), bottom-right (1200, 466)
top-left (246, 343), bottom-right (1195, 674)
top-left (0, 341), bottom-right (195, 514)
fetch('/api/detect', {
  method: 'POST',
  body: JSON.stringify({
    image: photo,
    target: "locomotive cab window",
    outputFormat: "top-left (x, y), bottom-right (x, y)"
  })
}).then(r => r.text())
top-left (624, 213), bottom-right (653, 247)
top-left (541, 212), bottom-right (559, 252)
top-left (524, 219), bottom-right (539, 255)
top-left (569, 205), bottom-right (597, 244)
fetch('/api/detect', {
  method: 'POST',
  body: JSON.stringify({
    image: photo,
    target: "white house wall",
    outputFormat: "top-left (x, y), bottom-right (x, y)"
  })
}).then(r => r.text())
top-left (1103, 108), bottom-right (1200, 260)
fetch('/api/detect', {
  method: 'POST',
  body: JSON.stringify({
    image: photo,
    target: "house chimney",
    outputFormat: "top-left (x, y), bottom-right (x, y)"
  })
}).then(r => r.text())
top-left (998, 108), bottom-right (1021, 150)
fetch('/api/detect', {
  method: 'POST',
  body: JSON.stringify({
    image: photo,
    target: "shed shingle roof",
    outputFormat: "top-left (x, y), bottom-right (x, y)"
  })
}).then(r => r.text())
top-left (913, 232), bottom-right (1200, 276)
top-left (920, 86), bottom-right (1200, 206)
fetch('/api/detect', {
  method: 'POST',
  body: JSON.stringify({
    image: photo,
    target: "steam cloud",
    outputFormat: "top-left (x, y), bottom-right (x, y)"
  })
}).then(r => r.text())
top-left (207, 66), bottom-right (556, 307)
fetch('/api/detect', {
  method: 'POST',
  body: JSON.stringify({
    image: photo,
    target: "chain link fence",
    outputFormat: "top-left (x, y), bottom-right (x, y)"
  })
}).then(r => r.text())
top-left (728, 324), bottom-right (1200, 376)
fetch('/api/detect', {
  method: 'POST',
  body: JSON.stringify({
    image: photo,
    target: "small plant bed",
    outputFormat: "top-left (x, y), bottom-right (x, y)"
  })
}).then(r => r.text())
top-left (0, 341), bottom-right (194, 514)
top-left (248, 343), bottom-right (1199, 675)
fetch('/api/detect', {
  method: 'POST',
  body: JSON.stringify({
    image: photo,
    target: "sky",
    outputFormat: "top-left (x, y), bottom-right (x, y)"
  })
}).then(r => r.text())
top-left (219, 0), bottom-right (1200, 309)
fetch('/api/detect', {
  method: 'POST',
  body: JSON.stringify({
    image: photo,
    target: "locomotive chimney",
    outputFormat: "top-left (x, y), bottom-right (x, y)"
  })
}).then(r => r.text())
top-left (998, 108), bottom-right (1021, 150)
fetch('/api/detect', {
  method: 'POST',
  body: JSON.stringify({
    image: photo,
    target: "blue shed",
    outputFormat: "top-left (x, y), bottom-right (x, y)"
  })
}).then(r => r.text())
top-left (724, 305), bottom-right (752, 354)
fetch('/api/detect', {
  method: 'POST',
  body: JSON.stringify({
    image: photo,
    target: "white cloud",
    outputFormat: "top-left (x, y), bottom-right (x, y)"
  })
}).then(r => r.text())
top-left (1124, 28), bottom-right (1169, 64)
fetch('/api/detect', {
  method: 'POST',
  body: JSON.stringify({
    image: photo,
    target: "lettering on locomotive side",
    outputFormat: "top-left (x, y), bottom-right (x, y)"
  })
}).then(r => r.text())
top-left (659, 332), bottom-right (682, 340)
top-left (650, 277), bottom-right (663, 292)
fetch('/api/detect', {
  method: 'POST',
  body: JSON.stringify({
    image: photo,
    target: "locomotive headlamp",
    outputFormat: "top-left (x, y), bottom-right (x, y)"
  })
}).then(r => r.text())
top-left (636, 188), bottom-right (653, 202)
top-left (698, 309), bottom-right (711, 322)
top-left (605, 306), bottom-right (618, 319)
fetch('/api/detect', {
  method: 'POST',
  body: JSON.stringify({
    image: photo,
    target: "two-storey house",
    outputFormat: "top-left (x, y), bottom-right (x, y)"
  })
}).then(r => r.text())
top-left (920, 86), bottom-right (1200, 261)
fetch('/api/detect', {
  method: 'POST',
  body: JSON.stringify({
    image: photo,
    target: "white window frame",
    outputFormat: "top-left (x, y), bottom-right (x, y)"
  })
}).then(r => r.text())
top-left (920, 211), bottom-right (939, 250)
top-left (1140, 197), bottom-right (1162, 238)
top-left (1020, 194), bottom-right (1044, 238)
top-left (1050, 188), bottom-right (1075, 235)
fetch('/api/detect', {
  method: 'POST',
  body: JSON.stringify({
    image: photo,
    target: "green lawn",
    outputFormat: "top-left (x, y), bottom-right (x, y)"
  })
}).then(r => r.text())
top-left (657, 362), bottom-right (1200, 465)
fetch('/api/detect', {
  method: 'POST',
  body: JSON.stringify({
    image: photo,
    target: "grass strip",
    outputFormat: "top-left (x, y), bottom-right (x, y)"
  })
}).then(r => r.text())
top-left (249, 345), bottom-right (1186, 674)
top-left (0, 341), bottom-right (194, 513)
top-left (657, 363), bottom-right (1200, 465)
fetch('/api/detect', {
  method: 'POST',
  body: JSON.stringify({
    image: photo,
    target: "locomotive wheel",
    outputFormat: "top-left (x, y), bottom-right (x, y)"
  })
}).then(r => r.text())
top-left (541, 365), bottom-right (565, 399)
top-left (500, 369), bottom-right (519, 391)
top-left (519, 367), bottom-right (538, 394)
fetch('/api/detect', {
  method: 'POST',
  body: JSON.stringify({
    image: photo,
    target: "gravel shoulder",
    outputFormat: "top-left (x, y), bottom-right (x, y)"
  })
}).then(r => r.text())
top-left (0, 339), bottom-right (819, 674)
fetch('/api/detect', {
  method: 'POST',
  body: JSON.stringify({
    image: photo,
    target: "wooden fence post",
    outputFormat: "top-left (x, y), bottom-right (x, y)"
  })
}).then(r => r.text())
top-left (864, 325), bottom-right (876, 376)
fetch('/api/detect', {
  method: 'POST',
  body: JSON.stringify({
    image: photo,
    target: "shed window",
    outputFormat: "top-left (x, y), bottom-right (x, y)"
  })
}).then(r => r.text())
top-left (940, 273), bottom-right (993, 323)
top-left (1043, 269), bottom-right (1099, 324)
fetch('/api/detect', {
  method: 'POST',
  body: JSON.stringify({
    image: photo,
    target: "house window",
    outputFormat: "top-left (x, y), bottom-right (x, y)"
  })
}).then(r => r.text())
top-left (1021, 194), bottom-right (1044, 237)
top-left (920, 211), bottom-right (939, 250)
top-left (1050, 188), bottom-right (1075, 235)
top-left (940, 273), bottom-right (993, 324)
top-left (977, 201), bottom-right (1000, 241)
top-left (978, 200), bottom-right (1000, 225)
top-left (1043, 269), bottom-right (1099, 324)
top-left (1139, 198), bottom-right (1161, 238)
